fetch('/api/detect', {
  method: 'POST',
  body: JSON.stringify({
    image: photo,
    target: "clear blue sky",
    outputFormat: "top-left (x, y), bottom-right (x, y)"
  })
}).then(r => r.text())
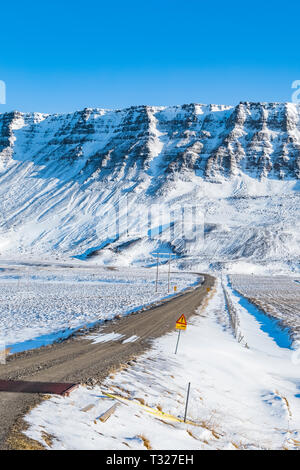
top-left (1, 0), bottom-right (300, 113)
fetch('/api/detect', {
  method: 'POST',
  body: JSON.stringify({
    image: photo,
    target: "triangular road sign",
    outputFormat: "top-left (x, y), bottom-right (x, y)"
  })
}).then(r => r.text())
top-left (176, 314), bottom-right (187, 330)
top-left (176, 314), bottom-right (187, 325)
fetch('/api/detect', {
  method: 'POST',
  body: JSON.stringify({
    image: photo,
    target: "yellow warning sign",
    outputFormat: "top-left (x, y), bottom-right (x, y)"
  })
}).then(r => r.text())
top-left (206, 287), bottom-right (210, 292)
top-left (176, 314), bottom-right (187, 330)
top-left (174, 286), bottom-right (177, 292)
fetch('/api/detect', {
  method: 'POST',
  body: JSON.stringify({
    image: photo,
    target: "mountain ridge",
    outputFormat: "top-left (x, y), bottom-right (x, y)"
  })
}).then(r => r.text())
top-left (1, 101), bottom-right (300, 182)
top-left (0, 102), bottom-right (299, 272)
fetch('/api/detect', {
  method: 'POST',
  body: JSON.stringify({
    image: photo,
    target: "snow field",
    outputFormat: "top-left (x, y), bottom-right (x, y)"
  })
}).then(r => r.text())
top-left (230, 274), bottom-right (300, 344)
top-left (0, 265), bottom-right (197, 352)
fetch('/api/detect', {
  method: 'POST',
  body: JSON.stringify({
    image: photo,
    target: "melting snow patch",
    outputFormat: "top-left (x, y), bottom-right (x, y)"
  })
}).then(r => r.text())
top-left (122, 335), bottom-right (139, 344)
top-left (87, 332), bottom-right (124, 344)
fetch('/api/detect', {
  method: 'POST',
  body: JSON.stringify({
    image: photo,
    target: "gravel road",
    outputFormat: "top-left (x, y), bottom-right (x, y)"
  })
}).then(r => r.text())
top-left (0, 273), bottom-right (215, 449)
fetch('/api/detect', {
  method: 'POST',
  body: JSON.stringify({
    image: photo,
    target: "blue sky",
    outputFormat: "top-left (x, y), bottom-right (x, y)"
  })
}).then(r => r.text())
top-left (1, 0), bottom-right (300, 113)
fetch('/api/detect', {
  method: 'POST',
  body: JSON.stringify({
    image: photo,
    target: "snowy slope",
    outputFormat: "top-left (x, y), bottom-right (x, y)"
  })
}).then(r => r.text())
top-left (0, 103), bottom-right (299, 271)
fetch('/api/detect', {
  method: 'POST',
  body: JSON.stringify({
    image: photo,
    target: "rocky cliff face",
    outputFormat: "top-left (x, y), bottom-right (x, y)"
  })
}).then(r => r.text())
top-left (1, 102), bottom-right (300, 184)
top-left (0, 102), bottom-right (299, 270)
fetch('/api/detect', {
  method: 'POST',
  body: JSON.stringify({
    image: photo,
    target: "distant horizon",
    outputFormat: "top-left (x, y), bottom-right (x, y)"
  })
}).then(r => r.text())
top-left (1, 100), bottom-right (300, 116)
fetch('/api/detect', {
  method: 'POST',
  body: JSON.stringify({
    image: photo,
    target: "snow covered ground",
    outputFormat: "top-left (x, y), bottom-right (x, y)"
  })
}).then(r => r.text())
top-left (0, 263), bottom-right (197, 353)
top-left (23, 278), bottom-right (300, 450)
top-left (230, 274), bottom-right (300, 344)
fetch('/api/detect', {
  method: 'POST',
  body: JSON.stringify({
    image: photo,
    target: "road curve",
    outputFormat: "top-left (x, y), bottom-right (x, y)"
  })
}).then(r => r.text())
top-left (0, 273), bottom-right (215, 449)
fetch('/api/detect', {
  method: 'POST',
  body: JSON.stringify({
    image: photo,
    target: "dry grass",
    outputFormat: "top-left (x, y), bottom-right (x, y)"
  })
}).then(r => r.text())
top-left (138, 434), bottom-right (152, 450)
top-left (6, 427), bottom-right (46, 450)
top-left (157, 419), bottom-right (177, 428)
top-left (109, 362), bottom-right (129, 376)
top-left (109, 384), bottom-right (131, 397)
top-left (41, 431), bottom-right (54, 448)
top-left (5, 395), bottom-right (54, 450)
top-left (187, 429), bottom-right (200, 440)
top-left (135, 397), bottom-right (146, 406)
top-left (196, 283), bottom-right (217, 316)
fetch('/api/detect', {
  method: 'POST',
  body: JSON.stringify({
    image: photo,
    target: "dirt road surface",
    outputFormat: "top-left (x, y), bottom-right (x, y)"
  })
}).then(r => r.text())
top-left (0, 274), bottom-right (215, 449)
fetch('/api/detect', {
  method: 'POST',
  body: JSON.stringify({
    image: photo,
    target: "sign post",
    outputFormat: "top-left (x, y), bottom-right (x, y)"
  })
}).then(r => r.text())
top-left (174, 314), bottom-right (187, 354)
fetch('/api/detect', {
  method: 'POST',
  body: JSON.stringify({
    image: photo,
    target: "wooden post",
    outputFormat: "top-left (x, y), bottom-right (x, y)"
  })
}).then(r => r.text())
top-left (97, 403), bottom-right (118, 423)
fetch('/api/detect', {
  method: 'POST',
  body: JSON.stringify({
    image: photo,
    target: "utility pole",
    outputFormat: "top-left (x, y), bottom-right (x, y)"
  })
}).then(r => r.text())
top-left (152, 252), bottom-right (176, 293)
top-left (155, 253), bottom-right (159, 292)
top-left (168, 253), bottom-right (171, 293)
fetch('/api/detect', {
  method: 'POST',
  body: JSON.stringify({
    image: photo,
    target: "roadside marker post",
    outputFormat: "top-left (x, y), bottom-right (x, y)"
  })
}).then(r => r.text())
top-left (174, 314), bottom-right (187, 354)
top-left (174, 329), bottom-right (181, 355)
top-left (184, 382), bottom-right (191, 423)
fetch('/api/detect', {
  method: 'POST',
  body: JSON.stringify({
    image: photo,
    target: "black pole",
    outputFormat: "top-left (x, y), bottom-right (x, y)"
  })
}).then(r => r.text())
top-left (184, 382), bottom-right (191, 423)
top-left (175, 329), bottom-right (181, 354)
top-left (168, 253), bottom-right (171, 293)
top-left (155, 253), bottom-right (159, 292)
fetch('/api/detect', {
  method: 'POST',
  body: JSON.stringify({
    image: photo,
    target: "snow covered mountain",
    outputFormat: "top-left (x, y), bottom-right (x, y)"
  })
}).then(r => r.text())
top-left (0, 102), bottom-right (299, 272)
